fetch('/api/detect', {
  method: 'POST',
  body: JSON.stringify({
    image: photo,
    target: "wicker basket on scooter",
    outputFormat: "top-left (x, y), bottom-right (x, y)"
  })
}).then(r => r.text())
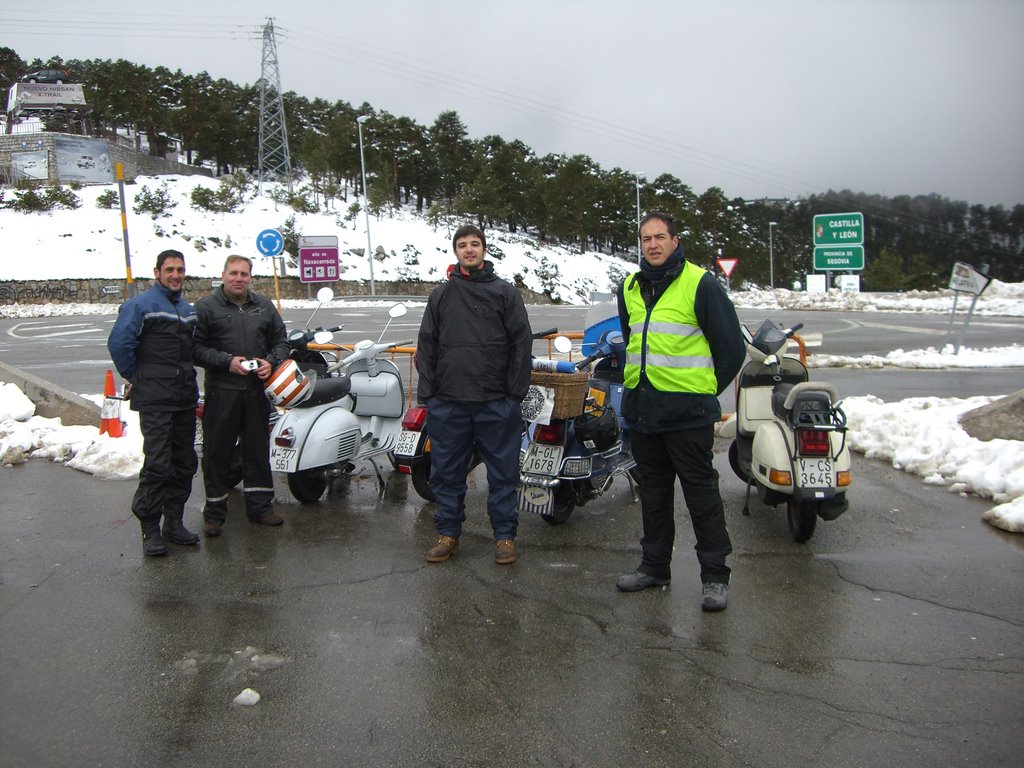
top-left (529, 370), bottom-right (590, 419)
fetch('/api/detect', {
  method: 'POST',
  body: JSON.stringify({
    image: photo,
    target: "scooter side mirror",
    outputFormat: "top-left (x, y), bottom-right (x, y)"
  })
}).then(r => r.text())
top-left (388, 303), bottom-right (408, 319)
top-left (316, 287), bottom-right (335, 303)
top-left (552, 336), bottom-right (573, 354)
top-left (312, 330), bottom-right (335, 345)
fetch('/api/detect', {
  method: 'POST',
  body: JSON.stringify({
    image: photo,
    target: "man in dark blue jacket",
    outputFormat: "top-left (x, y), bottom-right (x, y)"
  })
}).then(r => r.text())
top-left (416, 224), bottom-right (533, 565)
top-left (108, 249), bottom-right (200, 557)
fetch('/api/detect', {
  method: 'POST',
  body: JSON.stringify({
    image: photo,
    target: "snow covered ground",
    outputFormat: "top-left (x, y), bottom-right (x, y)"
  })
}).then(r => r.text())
top-left (1, 175), bottom-right (1022, 532)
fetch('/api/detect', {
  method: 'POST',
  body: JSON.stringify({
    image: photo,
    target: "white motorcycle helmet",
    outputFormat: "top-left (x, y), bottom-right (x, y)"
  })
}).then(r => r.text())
top-left (265, 360), bottom-right (313, 408)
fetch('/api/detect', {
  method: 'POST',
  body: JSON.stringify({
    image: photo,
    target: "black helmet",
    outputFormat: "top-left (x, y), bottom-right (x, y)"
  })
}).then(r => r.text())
top-left (573, 405), bottom-right (620, 451)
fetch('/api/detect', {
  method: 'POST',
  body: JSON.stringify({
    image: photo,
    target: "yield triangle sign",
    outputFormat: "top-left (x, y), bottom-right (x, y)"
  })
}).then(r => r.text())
top-left (717, 258), bottom-right (738, 277)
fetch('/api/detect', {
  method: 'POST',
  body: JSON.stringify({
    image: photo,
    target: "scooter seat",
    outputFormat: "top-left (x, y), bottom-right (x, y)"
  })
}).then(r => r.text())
top-left (771, 383), bottom-right (794, 420)
top-left (293, 374), bottom-right (351, 409)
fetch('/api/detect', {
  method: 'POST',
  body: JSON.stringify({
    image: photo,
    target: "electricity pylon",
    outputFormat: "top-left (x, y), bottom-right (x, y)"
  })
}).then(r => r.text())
top-left (258, 18), bottom-right (292, 192)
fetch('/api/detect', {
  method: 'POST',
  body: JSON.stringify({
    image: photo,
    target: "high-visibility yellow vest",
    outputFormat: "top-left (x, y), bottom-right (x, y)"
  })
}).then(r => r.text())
top-left (622, 262), bottom-right (717, 394)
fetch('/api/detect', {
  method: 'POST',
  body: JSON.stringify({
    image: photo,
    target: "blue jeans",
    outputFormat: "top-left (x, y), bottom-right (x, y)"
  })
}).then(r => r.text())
top-left (426, 398), bottom-right (522, 540)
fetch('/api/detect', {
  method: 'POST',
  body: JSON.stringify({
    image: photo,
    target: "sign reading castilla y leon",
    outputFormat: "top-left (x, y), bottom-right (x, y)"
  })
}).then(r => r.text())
top-left (813, 212), bottom-right (864, 246)
top-left (813, 211), bottom-right (865, 271)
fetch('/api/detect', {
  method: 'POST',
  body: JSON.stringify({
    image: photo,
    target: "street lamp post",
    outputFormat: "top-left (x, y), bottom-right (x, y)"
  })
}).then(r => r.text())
top-left (356, 115), bottom-right (376, 296)
top-left (635, 173), bottom-right (644, 264)
top-left (768, 221), bottom-right (778, 290)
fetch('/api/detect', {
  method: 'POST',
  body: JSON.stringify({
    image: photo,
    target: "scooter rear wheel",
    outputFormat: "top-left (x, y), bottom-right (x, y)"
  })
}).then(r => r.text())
top-left (786, 499), bottom-right (818, 542)
top-left (542, 485), bottom-right (576, 525)
top-left (410, 459), bottom-right (436, 502)
top-left (288, 468), bottom-right (328, 504)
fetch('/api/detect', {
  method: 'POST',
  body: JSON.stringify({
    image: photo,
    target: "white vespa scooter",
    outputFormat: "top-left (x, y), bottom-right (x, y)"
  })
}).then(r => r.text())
top-left (719, 319), bottom-right (851, 542)
top-left (266, 294), bottom-right (412, 503)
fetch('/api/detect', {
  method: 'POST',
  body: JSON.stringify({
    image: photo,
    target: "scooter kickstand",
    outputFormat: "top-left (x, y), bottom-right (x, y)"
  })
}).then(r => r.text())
top-left (369, 457), bottom-right (387, 497)
top-left (626, 469), bottom-right (640, 503)
top-left (742, 479), bottom-right (753, 516)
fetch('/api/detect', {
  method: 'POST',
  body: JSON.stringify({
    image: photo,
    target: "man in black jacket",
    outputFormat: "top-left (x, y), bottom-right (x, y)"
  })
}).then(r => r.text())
top-left (107, 249), bottom-right (200, 557)
top-left (193, 255), bottom-right (290, 535)
top-left (416, 224), bottom-right (533, 565)
top-left (615, 212), bottom-right (746, 611)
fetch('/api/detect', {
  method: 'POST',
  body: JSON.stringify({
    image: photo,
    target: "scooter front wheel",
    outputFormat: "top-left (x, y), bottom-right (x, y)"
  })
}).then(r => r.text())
top-left (786, 499), bottom-right (818, 543)
top-left (287, 468), bottom-right (328, 504)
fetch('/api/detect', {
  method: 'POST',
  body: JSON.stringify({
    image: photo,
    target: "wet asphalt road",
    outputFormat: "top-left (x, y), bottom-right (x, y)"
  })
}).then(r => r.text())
top-left (2, 443), bottom-right (1021, 767)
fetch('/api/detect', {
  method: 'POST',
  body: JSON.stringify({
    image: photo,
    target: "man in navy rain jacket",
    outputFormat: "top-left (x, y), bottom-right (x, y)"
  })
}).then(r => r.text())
top-left (108, 249), bottom-right (200, 557)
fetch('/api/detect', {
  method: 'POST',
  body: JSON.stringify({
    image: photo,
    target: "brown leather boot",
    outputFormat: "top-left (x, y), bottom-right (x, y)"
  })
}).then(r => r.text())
top-left (426, 536), bottom-right (459, 562)
top-left (495, 540), bottom-right (517, 564)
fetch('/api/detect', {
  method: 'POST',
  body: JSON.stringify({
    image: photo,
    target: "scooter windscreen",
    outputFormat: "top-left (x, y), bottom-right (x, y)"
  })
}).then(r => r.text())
top-left (750, 320), bottom-right (789, 354)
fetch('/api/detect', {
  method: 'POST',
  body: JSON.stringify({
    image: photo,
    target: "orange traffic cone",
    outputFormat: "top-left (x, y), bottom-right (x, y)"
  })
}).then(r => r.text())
top-left (100, 369), bottom-right (124, 437)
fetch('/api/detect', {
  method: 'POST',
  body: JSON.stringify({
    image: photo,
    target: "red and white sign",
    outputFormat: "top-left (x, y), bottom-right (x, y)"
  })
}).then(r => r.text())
top-left (716, 258), bottom-right (738, 278)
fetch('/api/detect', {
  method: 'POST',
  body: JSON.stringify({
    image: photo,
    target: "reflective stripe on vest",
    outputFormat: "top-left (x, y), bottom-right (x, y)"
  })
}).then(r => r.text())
top-left (623, 262), bottom-right (717, 394)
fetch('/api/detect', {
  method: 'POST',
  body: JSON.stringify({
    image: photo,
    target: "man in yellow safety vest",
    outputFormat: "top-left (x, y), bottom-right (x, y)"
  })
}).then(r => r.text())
top-left (615, 212), bottom-right (745, 611)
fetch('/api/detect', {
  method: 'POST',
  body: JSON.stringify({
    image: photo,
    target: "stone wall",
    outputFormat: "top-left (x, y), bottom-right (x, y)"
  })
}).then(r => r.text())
top-left (0, 277), bottom-right (554, 305)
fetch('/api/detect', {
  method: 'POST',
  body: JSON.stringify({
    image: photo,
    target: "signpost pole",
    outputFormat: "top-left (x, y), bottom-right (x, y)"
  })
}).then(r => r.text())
top-left (954, 294), bottom-right (982, 355)
top-left (115, 163), bottom-right (135, 298)
top-left (271, 255), bottom-right (281, 313)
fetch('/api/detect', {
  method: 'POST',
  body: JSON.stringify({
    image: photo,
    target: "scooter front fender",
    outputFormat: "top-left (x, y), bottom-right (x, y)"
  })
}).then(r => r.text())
top-left (719, 414), bottom-right (738, 439)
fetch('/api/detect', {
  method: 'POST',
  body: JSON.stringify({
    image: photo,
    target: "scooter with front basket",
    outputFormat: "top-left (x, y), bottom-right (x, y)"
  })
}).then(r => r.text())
top-left (516, 321), bottom-right (639, 525)
top-left (265, 294), bottom-right (413, 503)
top-left (719, 319), bottom-right (852, 542)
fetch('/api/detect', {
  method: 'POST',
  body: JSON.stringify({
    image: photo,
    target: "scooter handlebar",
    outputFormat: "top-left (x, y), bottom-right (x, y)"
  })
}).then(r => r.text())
top-left (532, 327), bottom-right (558, 339)
top-left (786, 323), bottom-right (804, 337)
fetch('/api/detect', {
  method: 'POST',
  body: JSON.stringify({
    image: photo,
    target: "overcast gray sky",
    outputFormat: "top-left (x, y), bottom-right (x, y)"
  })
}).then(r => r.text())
top-left (4, 0), bottom-right (1023, 207)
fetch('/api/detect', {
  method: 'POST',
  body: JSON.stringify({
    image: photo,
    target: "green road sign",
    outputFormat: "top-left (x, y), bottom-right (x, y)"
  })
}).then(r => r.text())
top-left (814, 246), bottom-right (865, 271)
top-left (813, 212), bottom-right (864, 246)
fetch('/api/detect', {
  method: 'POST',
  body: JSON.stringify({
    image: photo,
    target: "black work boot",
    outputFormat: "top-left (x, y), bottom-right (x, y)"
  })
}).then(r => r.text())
top-left (142, 528), bottom-right (168, 557)
top-left (162, 517), bottom-right (200, 546)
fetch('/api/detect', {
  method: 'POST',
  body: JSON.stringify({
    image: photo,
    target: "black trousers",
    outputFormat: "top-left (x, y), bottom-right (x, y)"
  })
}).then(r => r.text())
top-left (630, 424), bottom-right (732, 584)
top-left (201, 386), bottom-right (274, 522)
top-left (133, 409), bottom-right (198, 529)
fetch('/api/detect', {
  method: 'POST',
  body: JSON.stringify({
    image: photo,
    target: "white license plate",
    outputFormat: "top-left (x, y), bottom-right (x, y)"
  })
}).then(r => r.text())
top-left (518, 485), bottom-right (555, 517)
top-left (521, 444), bottom-right (563, 476)
top-left (395, 430), bottom-right (421, 457)
top-left (270, 446), bottom-right (298, 473)
top-left (798, 458), bottom-right (834, 487)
